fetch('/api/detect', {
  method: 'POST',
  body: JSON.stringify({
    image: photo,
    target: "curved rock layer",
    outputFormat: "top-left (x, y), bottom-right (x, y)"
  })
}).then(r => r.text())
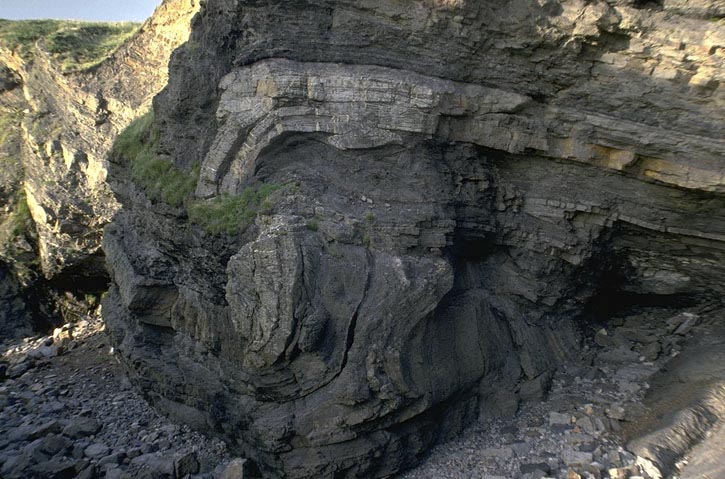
top-left (104, 0), bottom-right (725, 477)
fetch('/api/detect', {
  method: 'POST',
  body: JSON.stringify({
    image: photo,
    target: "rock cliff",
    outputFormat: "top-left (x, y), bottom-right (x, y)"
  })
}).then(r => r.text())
top-left (103, 0), bottom-right (724, 477)
top-left (0, 0), bottom-right (199, 337)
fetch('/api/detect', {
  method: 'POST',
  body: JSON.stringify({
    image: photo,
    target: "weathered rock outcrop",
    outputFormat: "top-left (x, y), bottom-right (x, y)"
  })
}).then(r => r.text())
top-left (15, 0), bottom-right (199, 278)
top-left (104, 1), bottom-right (724, 477)
top-left (0, 61), bottom-right (38, 339)
top-left (0, 0), bottom-right (199, 336)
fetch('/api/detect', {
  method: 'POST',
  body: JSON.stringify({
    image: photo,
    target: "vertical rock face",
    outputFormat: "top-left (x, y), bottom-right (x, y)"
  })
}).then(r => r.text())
top-left (104, 0), bottom-right (724, 477)
top-left (16, 0), bottom-right (199, 278)
top-left (0, 0), bottom-right (199, 336)
top-left (0, 59), bottom-right (39, 339)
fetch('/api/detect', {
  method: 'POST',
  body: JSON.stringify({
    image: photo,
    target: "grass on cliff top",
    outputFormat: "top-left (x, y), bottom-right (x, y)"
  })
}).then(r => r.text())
top-left (0, 19), bottom-right (138, 72)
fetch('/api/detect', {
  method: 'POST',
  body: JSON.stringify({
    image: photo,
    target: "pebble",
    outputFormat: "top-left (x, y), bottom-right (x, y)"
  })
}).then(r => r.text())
top-left (84, 442), bottom-right (110, 458)
top-left (0, 317), bottom-right (232, 479)
top-left (549, 411), bottom-right (571, 426)
top-left (0, 303), bottom-right (708, 479)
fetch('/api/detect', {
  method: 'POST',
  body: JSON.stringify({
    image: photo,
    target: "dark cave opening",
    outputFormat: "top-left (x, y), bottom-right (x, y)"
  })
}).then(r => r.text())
top-left (580, 265), bottom-right (700, 333)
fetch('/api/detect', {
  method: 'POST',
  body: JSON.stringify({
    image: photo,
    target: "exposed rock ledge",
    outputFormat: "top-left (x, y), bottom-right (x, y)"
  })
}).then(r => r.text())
top-left (198, 59), bottom-right (724, 198)
top-left (103, 0), bottom-right (724, 478)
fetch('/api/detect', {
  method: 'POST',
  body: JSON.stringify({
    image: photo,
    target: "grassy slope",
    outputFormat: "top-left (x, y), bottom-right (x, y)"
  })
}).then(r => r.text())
top-left (0, 19), bottom-right (138, 72)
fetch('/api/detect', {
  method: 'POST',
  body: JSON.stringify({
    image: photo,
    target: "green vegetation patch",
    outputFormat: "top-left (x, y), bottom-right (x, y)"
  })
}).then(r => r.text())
top-left (45, 23), bottom-right (138, 72)
top-left (0, 189), bottom-right (38, 284)
top-left (0, 19), bottom-right (138, 72)
top-left (114, 111), bottom-right (288, 235)
top-left (306, 219), bottom-right (319, 232)
top-left (0, 19), bottom-right (65, 57)
top-left (112, 111), bottom-right (198, 207)
top-left (9, 190), bottom-right (31, 238)
top-left (0, 189), bottom-right (32, 250)
top-left (188, 184), bottom-right (281, 235)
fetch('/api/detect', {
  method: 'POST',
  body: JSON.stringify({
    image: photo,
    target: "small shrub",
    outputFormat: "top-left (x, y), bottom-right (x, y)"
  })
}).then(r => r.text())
top-left (188, 183), bottom-right (282, 235)
top-left (365, 211), bottom-right (376, 223)
top-left (306, 219), bottom-right (319, 232)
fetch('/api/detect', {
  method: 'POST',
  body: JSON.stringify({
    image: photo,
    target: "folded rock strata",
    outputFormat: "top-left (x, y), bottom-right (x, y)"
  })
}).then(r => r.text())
top-left (103, 0), bottom-right (725, 477)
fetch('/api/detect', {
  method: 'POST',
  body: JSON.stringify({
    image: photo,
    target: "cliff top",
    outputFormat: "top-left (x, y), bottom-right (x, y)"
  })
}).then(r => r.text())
top-left (0, 19), bottom-right (139, 72)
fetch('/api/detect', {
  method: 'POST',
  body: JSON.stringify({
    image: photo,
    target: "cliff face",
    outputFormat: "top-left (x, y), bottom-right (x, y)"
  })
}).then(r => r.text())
top-left (104, 0), bottom-right (724, 477)
top-left (17, 0), bottom-right (199, 278)
top-left (0, 65), bottom-right (37, 339)
top-left (0, 0), bottom-right (199, 336)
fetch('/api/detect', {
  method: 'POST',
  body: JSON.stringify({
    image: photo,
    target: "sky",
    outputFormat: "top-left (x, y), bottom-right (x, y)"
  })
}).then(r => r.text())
top-left (0, 0), bottom-right (161, 22)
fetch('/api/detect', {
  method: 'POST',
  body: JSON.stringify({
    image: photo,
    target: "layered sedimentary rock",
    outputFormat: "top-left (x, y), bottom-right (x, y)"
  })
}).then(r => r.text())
top-left (0, 0), bottom-right (199, 336)
top-left (0, 0), bottom-right (199, 280)
top-left (104, 1), bottom-right (724, 477)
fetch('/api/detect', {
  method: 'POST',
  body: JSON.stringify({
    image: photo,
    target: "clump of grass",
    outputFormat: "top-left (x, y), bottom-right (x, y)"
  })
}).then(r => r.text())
top-left (112, 110), bottom-right (155, 159)
top-left (306, 219), bottom-right (319, 232)
top-left (9, 191), bottom-right (31, 237)
top-left (188, 184), bottom-right (282, 235)
top-left (0, 190), bottom-right (38, 284)
top-left (0, 189), bottom-right (32, 252)
top-left (112, 111), bottom-right (198, 207)
top-left (132, 157), bottom-right (199, 207)
top-left (0, 19), bottom-right (138, 72)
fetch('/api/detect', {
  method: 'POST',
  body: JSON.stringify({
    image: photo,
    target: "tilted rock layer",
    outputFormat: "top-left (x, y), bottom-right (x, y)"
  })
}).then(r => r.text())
top-left (0, 0), bottom-right (199, 280)
top-left (104, 0), bottom-right (725, 477)
top-left (0, 0), bottom-right (199, 337)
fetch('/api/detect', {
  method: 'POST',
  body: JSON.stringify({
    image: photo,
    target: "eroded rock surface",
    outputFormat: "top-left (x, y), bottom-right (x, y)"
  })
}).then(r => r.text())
top-left (14, 0), bottom-right (199, 278)
top-left (0, 0), bottom-right (199, 336)
top-left (104, 0), bottom-right (725, 477)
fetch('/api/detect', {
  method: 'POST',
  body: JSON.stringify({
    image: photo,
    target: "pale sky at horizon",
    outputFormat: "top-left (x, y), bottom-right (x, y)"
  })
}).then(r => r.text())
top-left (0, 0), bottom-right (161, 22)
